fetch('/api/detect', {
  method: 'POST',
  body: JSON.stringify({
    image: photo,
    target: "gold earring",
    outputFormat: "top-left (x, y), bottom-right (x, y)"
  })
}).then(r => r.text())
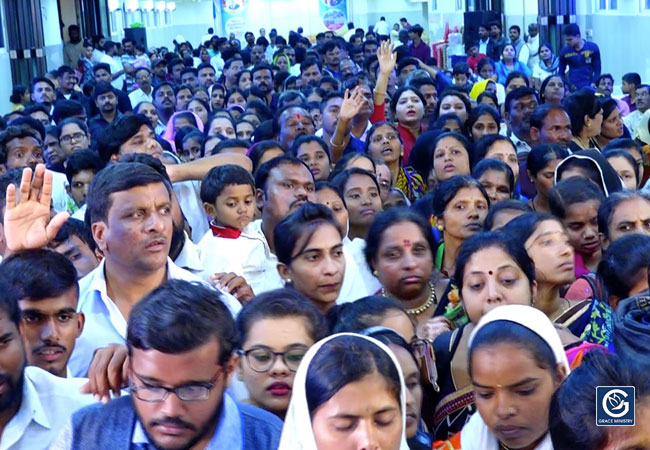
top-left (373, 270), bottom-right (378, 276)
top-left (437, 224), bottom-right (444, 231)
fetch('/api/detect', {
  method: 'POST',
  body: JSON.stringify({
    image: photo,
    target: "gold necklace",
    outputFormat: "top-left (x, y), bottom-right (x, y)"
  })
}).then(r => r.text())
top-left (382, 281), bottom-right (436, 315)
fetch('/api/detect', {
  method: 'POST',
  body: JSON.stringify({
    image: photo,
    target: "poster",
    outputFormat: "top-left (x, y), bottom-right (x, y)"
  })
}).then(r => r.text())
top-left (319, 0), bottom-right (347, 31)
top-left (221, 0), bottom-right (248, 39)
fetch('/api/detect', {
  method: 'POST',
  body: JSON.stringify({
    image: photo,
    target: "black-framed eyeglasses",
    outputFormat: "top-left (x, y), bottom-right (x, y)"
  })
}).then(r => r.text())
top-left (130, 369), bottom-right (223, 402)
top-left (237, 346), bottom-right (308, 373)
top-left (60, 132), bottom-right (86, 143)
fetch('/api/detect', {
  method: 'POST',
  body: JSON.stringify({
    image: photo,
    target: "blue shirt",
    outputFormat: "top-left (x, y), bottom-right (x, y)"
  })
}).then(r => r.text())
top-left (132, 393), bottom-right (243, 450)
top-left (558, 41), bottom-right (601, 91)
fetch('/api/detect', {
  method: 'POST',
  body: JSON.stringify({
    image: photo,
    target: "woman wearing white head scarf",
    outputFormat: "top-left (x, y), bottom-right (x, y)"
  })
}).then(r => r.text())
top-left (279, 333), bottom-right (410, 450)
top-left (461, 305), bottom-right (570, 450)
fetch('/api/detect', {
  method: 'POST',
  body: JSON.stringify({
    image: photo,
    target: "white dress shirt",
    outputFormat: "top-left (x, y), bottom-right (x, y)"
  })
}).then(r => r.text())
top-left (0, 367), bottom-right (94, 450)
top-left (198, 222), bottom-right (276, 296)
top-left (174, 232), bottom-right (206, 274)
top-left (173, 180), bottom-right (211, 243)
top-left (50, 171), bottom-right (72, 214)
top-left (68, 258), bottom-right (241, 377)
top-left (128, 88), bottom-right (153, 109)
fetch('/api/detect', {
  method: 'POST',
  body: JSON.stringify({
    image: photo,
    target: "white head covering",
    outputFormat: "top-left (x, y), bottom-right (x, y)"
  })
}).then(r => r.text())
top-left (279, 332), bottom-right (409, 450)
top-left (461, 305), bottom-right (570, 450)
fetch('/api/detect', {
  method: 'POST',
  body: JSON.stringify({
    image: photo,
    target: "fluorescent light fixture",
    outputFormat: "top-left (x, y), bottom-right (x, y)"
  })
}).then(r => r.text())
top-left (141, 0), bottom-right (154, 11)
top-left (166, 1), bottom-right (176, 11)
top-left (125, 0), bottom-right (139, 12)
top-left (155, 1), bottom-right (166, 11)
top-left (108, 0), bottom-right (120, 11)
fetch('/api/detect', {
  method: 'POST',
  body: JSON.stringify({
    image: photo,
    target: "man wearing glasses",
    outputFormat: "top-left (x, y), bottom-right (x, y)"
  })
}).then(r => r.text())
top-left (129, 68), bottom-right (154, 110)
top-left (53, 280), bottom-right (282, 450)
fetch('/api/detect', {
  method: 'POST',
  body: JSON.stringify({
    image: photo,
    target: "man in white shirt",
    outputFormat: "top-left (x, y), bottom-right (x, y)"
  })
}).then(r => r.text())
top-left (0, 249), bottom-right (84, 379)
top-left (66, 163), bottom-right (241, 376)
top-left (98, 41), bottom-right (125, 91)
top-left (0, 276), bottom-right (93, 449)
top-left (128, 67), bottom-right (154, 109)
top-left (373, 16), bottom-right (391, 38)
top-left (624, 85), bottom-right (650, 137)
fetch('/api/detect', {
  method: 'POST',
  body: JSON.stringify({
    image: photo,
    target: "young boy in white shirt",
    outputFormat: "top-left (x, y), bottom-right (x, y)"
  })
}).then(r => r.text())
top-left (198, 164), bottom-right (269, 295)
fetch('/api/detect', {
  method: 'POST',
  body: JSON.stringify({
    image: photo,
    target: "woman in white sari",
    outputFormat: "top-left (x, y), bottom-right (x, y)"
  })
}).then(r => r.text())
top-left (461, 305), bottom-right (570, 450)
top-left (279, 333), bottom-right (410, 450)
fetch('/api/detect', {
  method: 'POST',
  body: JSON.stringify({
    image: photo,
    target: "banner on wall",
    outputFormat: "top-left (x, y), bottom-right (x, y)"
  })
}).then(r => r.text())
top-left (221, 0), bottom-right (248, 39)
top-left (319, 0), bottom-right (347, 31)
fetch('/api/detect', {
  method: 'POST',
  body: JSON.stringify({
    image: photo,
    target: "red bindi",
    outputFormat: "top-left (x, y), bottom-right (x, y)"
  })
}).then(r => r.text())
top-left (488, 270), bottom-right (493, 275)
top-left (403, 240), bottom-right (411, 248)
top-left (295, 113), bottom-right (302, 120)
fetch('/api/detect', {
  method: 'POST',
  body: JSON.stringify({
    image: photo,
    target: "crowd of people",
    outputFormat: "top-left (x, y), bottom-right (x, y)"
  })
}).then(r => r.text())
top-left (0, 14), bottom-right (648, 450)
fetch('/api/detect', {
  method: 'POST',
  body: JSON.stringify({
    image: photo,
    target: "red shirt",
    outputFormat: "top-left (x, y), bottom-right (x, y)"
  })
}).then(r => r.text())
top-left (466, 54), bottom-right (488, 72)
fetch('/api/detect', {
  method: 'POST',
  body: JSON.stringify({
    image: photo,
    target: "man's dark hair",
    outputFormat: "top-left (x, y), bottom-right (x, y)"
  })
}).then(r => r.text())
top-left (180, 67), bottom-right (197, 78)
top-left (57, 65), bottom-right (75, 78)
top-left (504, 86), bottom-right (538, 115)
top-left (563, 23), bottom-right (580, 37)
top-left (103, 41), bottom-right (117, 53)
top-left (251, 63), bottom-right (274, 78)
top-left (0, 125), bottom-right (42, 165)
top-left (96, 114), bottom-right (152, 162)
top-left (596, 73), bottom-right (614, 86)
top-left (8, 116), bottom-right (46, 142)
top-left (152, 82), bottom-right (175, 100)
top-left (92, 63), bottom-right (112, 75)
top-left (529, 103), bottom-right (568, 130)
top-left (488, 21), bottom-right (502, 31)
top-left (300, 57), bottom-right (321, 74)
top-left (509, 25), bottom-right (521, 34)
top-left (122, 37), bottom-right (134, 46)
top-left (397, 57), bottom-right (419, 75)
top-left (452, 62), bottom-right (471, 76)
top-left (197, 62), bottom-right (216, 74)
top-left (52, 100), bottom-right (86, 125)
top-left (65, 149), bottom-right (105, 184)
top-left (92, 81), bottom-right (114, 101)
top-left (49, 218), bottom-right (97, 253)
top-left (127, 280), bottom-right (237, 365)
top-left (319, 90), bottom-right (344, 112)
top-left (86, 162), bottom-right (171, 226)
top-left (622, 72), bottom-right (641, 86)
top-left (30, 76), bottom-right (56, 94)
top-left (321, 41), bottom-right (341, 55)
top-left (246, 100), bottom-right (273, 122)
top-left (166, 58), bottom-right (183, 74)
top-left (211, 138), bottom-right (250, 156)
top-left (0, 249), bottom-right (78, 302)
top-left (223, 56), bottom-right (243, 71)
top-left (254, 154), bottom-right (311, 193)
top-left (200, 164), bottom-right (255, 205)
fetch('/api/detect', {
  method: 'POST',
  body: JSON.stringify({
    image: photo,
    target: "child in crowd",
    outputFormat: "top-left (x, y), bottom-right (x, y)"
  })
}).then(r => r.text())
top-left (64, 149), bottom-right (105, 217)
top-left (198, 164), bottom-right (268, 295)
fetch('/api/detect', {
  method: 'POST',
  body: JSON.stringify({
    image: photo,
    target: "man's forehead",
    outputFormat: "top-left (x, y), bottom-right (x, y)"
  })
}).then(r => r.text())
top-left (271, 162), bottom-right (312, 180)
top-left (282, 108), bottom-right (311, 121)
top-left (34, 82), bottom-right (52, 90)
top-left (108, 181), bottom-right (170, 203)
top-left (7, 136), bottom-right (42, 149)
top-left (18, 290), bottom-right (79, 310)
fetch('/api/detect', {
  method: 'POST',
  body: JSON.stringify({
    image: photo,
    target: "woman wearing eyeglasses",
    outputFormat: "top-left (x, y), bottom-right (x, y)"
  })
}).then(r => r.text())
top-left (235, 288), bottom-right (329, 418)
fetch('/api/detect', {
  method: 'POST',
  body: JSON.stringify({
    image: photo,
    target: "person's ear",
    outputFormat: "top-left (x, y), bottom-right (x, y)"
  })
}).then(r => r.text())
top-left (255, 188), bottom-right (265, 211)
top-left (529, 126), bottom-right (540, 143)
top-left (0, 164), bottom-right (7, 176)
top-left (92, 221), bottom-right (108, 253)
top-left (65, 184), bottom-right (72, 196)
top-left (554, 362), bottom-right (568, 386)
top-left (277, 262), bottom-right (292, 283)
top-left (224, 354), bottom-right (238, 386)
top-left (599, 232), bottom-right (610, 252)
top-left (203, 202), bottom-right (217, 219)
top-left (76, 312), bottom-right (85, 337)
top-left (584, 114), bottom-right (591, 128)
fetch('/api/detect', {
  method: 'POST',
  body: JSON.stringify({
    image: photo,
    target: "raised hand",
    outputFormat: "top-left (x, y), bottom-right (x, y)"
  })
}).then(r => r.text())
top-left (376, 40), bottom-right (397, 75)
top-left (339, 87), bottom-right (365, 122)
top-left (4, 164), bottom-right (69, 253)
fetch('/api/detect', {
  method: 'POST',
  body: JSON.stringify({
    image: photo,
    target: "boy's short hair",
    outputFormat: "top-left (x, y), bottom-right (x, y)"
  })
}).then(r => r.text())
top-left (200, 164), bottom-right (256, 205)
top-left (210, 138), bottom-right (251, 156)
top-left (453, 62), bottom-right (471, 76)
top-left (65, 149), bottom-right (106, 184)
top-left (48, 218), bottom-right (97, 253)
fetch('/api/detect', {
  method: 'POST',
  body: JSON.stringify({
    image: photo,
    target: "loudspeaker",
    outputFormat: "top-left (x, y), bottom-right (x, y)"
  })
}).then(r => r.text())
top-left (124, 27), bottom-right (147, 50)
top-left (463, 11), bottom-right (501, 50)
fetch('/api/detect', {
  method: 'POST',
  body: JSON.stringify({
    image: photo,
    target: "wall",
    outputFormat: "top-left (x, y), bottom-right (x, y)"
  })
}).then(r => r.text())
top-left (0, 0), bottom-right (10, 112)
top-left (41, 0), bottom-right (64, 71)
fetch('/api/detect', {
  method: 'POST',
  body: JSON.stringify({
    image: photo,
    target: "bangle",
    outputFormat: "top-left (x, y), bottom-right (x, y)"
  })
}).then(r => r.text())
top-left (329, 137), bottom-right (346, 149)
top-left (374, 89), bottom-right (386, 97)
